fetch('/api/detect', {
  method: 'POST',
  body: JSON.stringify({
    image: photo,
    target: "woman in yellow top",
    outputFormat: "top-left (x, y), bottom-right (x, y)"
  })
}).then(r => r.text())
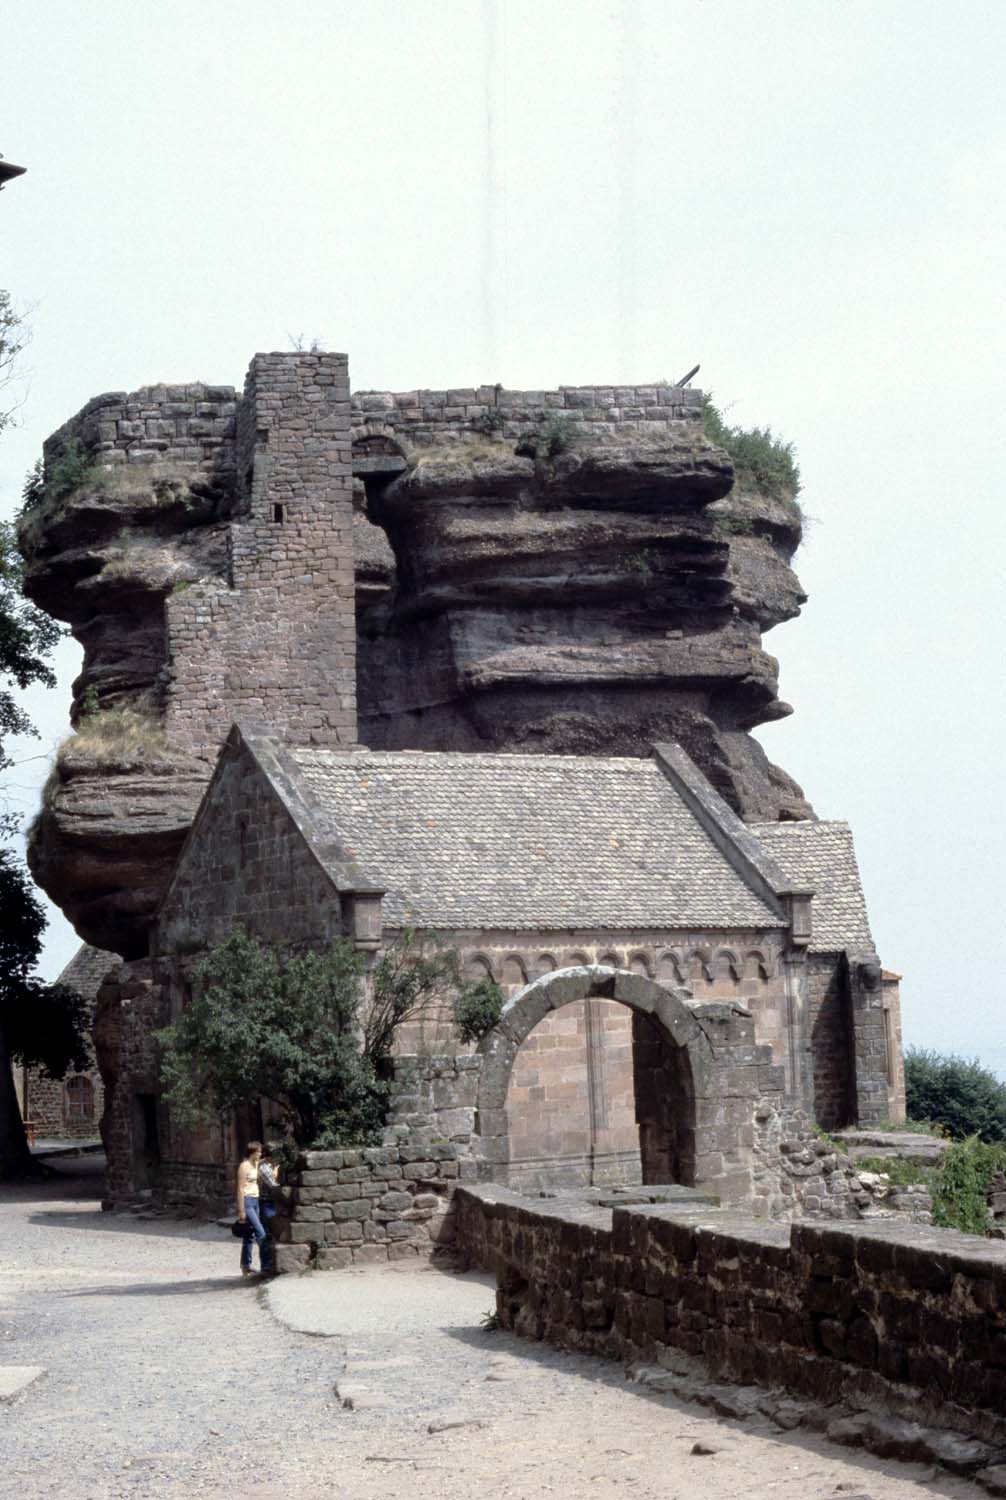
top-left (236, 1140), bottom-right (272, 1277)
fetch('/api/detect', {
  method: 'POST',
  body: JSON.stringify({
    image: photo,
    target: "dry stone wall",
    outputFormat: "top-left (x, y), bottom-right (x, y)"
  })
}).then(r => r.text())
top-left (455, 1184), bottom-right (1006, 1454)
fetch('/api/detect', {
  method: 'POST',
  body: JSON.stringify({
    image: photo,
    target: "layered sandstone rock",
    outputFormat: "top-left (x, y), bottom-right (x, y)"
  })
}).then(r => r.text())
top-left (20, 384), bottom-right (811, 959)
top-left (360, 431), bottom-right (810, 821)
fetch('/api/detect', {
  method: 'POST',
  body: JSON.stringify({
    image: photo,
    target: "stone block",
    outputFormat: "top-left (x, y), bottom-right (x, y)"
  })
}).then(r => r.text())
top-left (274, 1244), bottom-right (310, 1274)
top-left (352, 1245), bottom-right (391, 1266)
top-left (288, 1223), bottom-right (320, 1245)
top-left (293, 1205), bottom-right (332, 1224)
top-left (305, 1151), bottom-right (344, 1170)
top-left (330, 1199), bottom-right (371, 1220)
top-left (379, 1191), bottom-right (413, 1212)
top-left (315, 1247), bottom-right (354, 1270)
top-left (386, 1220), bottom-right (424, 1240)
top-left (387, 1242), bottom-right (421, 1261)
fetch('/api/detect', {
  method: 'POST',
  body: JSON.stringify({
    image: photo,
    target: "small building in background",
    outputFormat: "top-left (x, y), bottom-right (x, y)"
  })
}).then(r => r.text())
top-left (14, 945), bottom-right (116, 1142)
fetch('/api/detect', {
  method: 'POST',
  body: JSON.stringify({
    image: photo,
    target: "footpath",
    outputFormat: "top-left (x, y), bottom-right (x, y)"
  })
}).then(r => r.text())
top-left (0, 1158), bottom-right (987, 1500)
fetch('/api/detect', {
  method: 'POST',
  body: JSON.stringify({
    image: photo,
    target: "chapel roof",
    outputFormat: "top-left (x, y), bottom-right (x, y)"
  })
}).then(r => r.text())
top-left (56, 944), bottom-right (120, 1000)
top-left (748, 819), bottom-right (875, 953)
top-left (282, 745), bottom-right (787, 933)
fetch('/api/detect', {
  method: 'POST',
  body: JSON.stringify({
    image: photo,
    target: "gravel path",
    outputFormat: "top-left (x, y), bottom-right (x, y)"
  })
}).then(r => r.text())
top-left (0, 1160), bottom-right (987, 1499)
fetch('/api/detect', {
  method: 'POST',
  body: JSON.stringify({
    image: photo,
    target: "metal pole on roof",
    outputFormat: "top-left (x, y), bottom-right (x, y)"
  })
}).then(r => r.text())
top-left (0, 155), bottom-right (27, 191)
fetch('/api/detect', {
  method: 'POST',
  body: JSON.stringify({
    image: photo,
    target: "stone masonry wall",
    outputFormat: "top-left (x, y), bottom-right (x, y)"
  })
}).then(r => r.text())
top-left (505, 999), bottom-right (642, 1191)
top-left (351, 382), bottom-right (703, 450)
top-left (277, 1143), bottom-right (476, 1273)
top-left (20, 1065), bottom-right (104, 1139)
top-left (164, 353), bottom-right (358, 753)
top-left (154, 736), bottom-right (334, 960)
top-left (807, 954), bottom-right (856, 1132)
top-left (44, 385), bottom-right (237, 477)
top-left (45, 379), bottom-right (702, 483)
top-left (455, 1184), bottom-right (1006, 1451)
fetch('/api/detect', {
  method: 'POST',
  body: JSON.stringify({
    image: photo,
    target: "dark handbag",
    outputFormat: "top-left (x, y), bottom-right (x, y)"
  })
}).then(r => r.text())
top-left (230, 1218), bottom-right (248, 1238)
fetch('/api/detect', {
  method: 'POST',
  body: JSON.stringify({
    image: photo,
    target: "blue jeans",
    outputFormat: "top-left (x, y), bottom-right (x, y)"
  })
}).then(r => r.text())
top-left (240, 1196), bottom-right (271, 1272)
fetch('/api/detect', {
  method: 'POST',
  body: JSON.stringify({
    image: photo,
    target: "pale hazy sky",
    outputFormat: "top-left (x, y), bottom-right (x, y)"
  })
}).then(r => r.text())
top-left (2, 2), bottom-right (1004, 1070)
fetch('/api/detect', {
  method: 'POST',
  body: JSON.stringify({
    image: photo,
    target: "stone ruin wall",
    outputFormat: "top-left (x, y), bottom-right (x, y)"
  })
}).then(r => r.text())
top-left (350, 380), bottom-right (703, 447)
top-left (391, 929), bottom-right (794, 1192)
top-left (44, 376), bottom-right (702, 478)
top-left (16, 1066), bottom-right (103, 1141)
top-left (43, 382), bottom-right (238, 476)
top-left (164, 353), bottom-right (358, 755)
top-left (453, 1186), bottom-right (1006, 1465)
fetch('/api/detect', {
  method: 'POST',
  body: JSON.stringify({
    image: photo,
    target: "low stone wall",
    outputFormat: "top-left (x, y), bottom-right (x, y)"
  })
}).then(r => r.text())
top-left (276, 1143), bottom-right (479, 1273)
top-left (455, 1183), bottom-right (1006, 1451)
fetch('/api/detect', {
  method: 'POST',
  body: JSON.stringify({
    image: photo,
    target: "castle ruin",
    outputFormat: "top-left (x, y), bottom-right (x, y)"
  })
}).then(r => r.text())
top-left (18, 352), bottom-right (904, 1222)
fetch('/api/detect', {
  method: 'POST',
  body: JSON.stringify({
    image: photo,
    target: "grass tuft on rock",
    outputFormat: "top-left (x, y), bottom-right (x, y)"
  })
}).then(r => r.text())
top-left (703, 396), bottom-right (801, 500)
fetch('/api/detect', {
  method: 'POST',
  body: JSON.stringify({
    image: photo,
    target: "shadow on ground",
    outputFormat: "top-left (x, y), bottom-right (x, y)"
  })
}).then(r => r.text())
top-left (439, 1318), bottom-right (953, 1494)
top-left (58, 1273), bottom-right (265, 1299)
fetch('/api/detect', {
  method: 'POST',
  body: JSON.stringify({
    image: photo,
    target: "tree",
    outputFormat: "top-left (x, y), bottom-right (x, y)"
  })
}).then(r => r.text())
top-left (0, 291), bottom-right (90, 1178)
top-left (1, 519), bottom-right (61, 795)
top-left (0, 852), bottom-right (90, 1177)
top-left (905, 1047), bottom-right (1006, 1144)
top-left (156, 927), bottom-right (503, 1149)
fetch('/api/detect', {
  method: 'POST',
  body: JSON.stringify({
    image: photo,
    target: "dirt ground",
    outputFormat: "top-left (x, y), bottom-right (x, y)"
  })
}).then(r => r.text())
top-left (0, 1158), bottom-right (983, 1499)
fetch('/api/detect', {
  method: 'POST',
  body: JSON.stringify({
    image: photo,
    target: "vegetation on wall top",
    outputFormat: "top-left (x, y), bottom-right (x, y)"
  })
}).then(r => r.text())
top-left (703, 396), bottom-right (801, 499)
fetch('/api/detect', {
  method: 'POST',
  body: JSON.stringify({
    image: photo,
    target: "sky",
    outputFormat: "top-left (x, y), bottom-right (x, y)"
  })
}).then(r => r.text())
top-left (2, 1), bottom-right (1004, 1070)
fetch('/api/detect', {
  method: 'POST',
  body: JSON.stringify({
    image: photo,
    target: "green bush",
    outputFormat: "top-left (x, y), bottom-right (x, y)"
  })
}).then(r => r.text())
top-left (20, 438), bottom-right (99, 514)
top-left (852, 1154), bottom-right (935, 1189)
top-left (157, 927), bottom-right (506, 1148)
top-left (454, 977), bottom-right (504, 1045)
top-left (703, 397), bottom-right (801, 499)
top-left (541, 415), bottom-right (573, 457)
top-left (156, 929), bottom-right (383, 1147)
top-left (905, 1047), bottom-right (1006, 1143)
top-left (931, 1136), bottom-right (1006, 1235)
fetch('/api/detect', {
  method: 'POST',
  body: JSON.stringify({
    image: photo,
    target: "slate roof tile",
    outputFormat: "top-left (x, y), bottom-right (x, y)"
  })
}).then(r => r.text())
top-left (749, 820), bottom-right (874, 953)
top-left (287, 749), bottom-right (785, 932)
top-left (56, 944), bottom-right (120, 1001)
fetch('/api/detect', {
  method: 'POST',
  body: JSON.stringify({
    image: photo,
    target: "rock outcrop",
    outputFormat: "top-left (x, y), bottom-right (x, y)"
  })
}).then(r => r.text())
top-left (360, 434), bottom-right (810, 824)
top-left (19, 372), bottom-right (812, 958)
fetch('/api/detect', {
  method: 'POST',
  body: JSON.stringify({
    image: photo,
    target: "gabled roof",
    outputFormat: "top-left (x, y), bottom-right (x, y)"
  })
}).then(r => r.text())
top-left (279, 744), bottom-right (788, 933)
top-left (56, 944), bottom-right (119, 1001)
top-left (748, 820), bottom-right (874, 954)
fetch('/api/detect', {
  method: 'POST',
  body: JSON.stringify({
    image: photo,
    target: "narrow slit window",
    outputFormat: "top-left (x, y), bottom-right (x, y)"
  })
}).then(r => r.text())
top-left (273, 503), bottom-right (285, 523)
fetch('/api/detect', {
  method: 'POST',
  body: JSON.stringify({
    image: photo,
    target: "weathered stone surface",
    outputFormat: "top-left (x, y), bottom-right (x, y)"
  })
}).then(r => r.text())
top-left (19, 370), bottom-right (812, 955)
top-left (362, 432), bottom-right (811, 825)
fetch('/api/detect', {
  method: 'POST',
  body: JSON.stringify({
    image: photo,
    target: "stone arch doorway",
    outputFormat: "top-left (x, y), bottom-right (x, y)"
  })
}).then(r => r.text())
top-left (475, 966), bottom-right (715, 1190)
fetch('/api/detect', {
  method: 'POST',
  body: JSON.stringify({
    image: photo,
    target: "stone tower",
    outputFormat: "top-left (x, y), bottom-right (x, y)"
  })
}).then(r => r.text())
top-left (165, 351), bottom-right (357, 752)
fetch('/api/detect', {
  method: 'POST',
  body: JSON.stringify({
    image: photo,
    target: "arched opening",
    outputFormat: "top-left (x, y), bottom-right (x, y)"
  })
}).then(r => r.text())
top-left (477, 966), bottom-right (709, 1191)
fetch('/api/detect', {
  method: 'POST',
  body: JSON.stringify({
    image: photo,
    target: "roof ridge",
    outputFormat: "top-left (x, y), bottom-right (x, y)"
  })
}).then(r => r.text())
top-left (289, 747), bottom-right (657, 771)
